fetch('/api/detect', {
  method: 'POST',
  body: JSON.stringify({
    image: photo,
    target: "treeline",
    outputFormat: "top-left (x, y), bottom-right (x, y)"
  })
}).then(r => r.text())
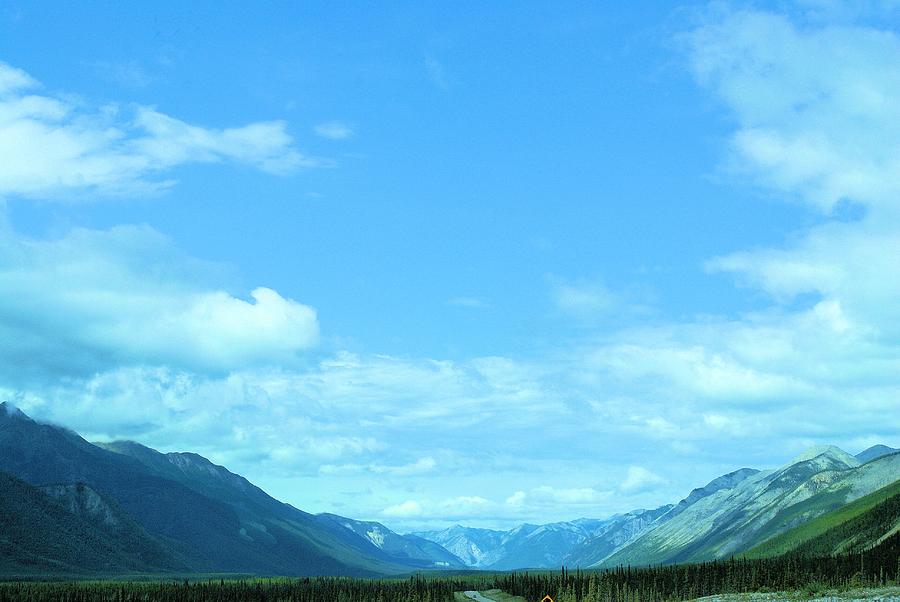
top-left (0, 531), bottom-right (897, 602)
top-left (495, 531), bottom-right (900, 602)
top-left (792, 488), bottom-right (900, 558)
top-left (0, 575), bottom-right (464, 602)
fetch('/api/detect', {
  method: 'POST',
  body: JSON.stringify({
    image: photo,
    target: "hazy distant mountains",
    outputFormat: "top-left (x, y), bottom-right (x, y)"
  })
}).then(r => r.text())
top-left (0, 403), bottom-right (463, 576)
top-left (413, 444), bottom-right (900, 570)
top-left (1, 402), bottom-right (897, 576)
top-left (413, 511), bottom-right (674, 570)
top-left (316, 514), bottom-right (463, 568)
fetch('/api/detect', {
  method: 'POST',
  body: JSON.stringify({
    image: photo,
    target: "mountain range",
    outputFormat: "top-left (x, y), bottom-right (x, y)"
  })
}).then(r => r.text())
top-left (1, 402), bottom-right (897, 576)
top-left (0, 403), bottom-right (464, 576)
top-left (412, 444), bottom-right (900, 570)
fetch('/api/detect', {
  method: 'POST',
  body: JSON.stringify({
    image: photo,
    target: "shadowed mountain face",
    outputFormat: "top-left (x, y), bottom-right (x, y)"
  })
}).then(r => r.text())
top-left (0, 472), bottom-right (186, 575)
top-left (857, 445), bottom-right (900, 463)
top-left (0, 403), bottom-right (459, 576)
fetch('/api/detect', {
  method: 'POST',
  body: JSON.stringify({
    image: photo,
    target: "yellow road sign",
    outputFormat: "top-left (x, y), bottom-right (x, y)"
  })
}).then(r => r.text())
top-left (541, 596), bottom-right (554, 602)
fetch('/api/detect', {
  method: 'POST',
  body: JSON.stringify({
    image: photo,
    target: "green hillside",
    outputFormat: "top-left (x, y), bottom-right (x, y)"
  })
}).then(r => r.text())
top-left (0, 404), bottom-right (413, 576)
top-left (97, 440), bottom-right (417, 574)
top-left (745, 478), bottom-right (900, 558)
top-left (0, 472), bottom-right (185, 575)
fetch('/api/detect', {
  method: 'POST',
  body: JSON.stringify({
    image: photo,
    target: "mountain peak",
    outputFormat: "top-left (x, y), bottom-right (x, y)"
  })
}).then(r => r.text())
top-left (856, 444), bottom-right (899, 463)
top-left (0, 401), bottom-right (33, 422)
top-left (789, 445), bottom-right (859, 468)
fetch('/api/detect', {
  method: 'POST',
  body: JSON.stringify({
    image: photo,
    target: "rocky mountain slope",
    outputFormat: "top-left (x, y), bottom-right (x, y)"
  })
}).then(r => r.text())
top-left (316, 514), bottom-right (465, 568)
top-left (3, 402), bottom-right (896, 575)
top-left (745, 478), bottom-right (900, 558)
top-left (0, 403), bottom-right (458, 576)
top-left (598, 446), bottom-right (900, 567)
top-left (414, 512), bottom-right (673, 570)
top-left (413, 446), bottom-right (898, 570)
top-left (410, 525), bottom-right (507, 567)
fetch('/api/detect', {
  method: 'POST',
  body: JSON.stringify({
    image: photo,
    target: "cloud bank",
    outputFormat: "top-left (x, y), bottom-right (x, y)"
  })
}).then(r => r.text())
top-left (0, 224), bottom-right (319, 380)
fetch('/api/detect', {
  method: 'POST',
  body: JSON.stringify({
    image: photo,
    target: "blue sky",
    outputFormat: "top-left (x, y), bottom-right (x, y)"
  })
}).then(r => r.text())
top-left (1, 1), bottom-right (899, 531)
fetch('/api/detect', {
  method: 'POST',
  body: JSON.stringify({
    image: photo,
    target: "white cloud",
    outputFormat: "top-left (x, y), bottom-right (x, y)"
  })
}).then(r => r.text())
top-left (505, 490), bottom-right (527, 507)
top-left (686, 9), bottom-right (900, 212)
top-left (0, 61), bottom-right (317, 200)
top-left (0, 224), bottom-right (318, 377)
top-left (320, 457), bottom-right (437, 476)
top-left (619, 466), bottom-right (666, 494)
top-left (379, 486), bottom-right (614, 528)
top-left (313, 121), bottom-right (354, 140)
top-left (271, 437), bottom-right (382, 463)
top-left (383, 500), bottom-right (424, 517)
top-left (702, 413), bottom-right (735, 431)
top-left (382, 496), bottom-right (491, 519)
top-left (0, 62), bottom-right (37, 94)
top-left (551, 278), bottom-right (653, 323)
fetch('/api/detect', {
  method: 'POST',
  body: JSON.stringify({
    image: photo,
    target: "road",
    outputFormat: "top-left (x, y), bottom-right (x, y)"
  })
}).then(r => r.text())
top-left (463, 591), bottom-right (498, 602)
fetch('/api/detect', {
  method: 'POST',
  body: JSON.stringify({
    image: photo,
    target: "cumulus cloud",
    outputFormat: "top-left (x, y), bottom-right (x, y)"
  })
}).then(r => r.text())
top-left (515, 486), bottom-right (612, 507)
top-left (0, 61), bottom-right (317, 199)
top-left (382, 496), bottom-right (492, 519)
top-left (0, 62), bottom-right (36, 93)
top-left (383, 500), bottom-right (424, 517)
top-left (0, 224), bottom-right (318, 379)
top-left (619, 466), bottom-right (667, 494)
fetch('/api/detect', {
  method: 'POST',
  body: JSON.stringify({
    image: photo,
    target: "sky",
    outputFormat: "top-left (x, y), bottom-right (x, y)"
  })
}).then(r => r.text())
top-left (1, 0), bottom-right (899, 532)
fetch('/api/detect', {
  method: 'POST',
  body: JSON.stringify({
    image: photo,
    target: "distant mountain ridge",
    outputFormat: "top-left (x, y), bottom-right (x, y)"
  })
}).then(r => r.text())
top-left (0, 403), bottom-right (461, 576)
top-left (856, 445), bottom-right (900, 463)
top-left (410, 525), bottom-right (507, 566)
top-left (413, 445), bottom-right (899, 570)
top-left (413, 511), bottom-right (675, 570)
top-left (2, 402), bottom-right (897, 574)
top-left (595, 446), bottom-right (899, 567)
top-left (316, 514), bottom-right (464, 568)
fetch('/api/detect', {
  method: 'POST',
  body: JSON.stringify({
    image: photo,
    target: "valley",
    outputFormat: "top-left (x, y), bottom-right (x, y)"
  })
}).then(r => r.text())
top-left (1, 402), bottom-right (898, 602)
